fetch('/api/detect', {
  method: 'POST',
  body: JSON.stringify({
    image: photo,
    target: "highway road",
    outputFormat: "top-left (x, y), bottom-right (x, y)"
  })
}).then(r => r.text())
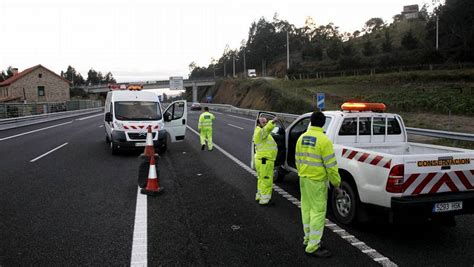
top-left (0, 109), bottom-right (473, 266)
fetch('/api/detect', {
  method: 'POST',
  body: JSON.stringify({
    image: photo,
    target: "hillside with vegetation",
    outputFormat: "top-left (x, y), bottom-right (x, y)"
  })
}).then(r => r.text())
top-left (190, 69), bottom-right (474, 134)
top-left (188, 0), bottom-right (473, 78)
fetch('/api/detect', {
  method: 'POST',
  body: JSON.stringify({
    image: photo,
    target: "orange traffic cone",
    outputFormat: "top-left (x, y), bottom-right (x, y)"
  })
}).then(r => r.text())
top-left (142, 126), bottom-right (156, 158)
top-left (140, 156), bottom-right (163, 196)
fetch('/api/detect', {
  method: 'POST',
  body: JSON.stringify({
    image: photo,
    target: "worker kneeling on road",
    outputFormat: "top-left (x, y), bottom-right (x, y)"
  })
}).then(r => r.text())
top-left (198, 106), bottom-right (215, 151)
top-left (253, 116), bottom-right (278, 205)
top-left (296, 111), bottom-right (342, 258)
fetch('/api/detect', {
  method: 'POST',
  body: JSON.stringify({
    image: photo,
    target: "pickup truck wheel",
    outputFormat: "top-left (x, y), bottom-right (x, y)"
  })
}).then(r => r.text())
top-left (332, 180), bottom-right (358, 225)
top-left (273, 166), bottom-right (287, 182)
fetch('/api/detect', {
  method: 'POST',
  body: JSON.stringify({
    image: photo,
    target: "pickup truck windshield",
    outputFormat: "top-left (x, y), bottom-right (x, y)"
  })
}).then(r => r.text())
top-left (114, 101), bottom-right (162, 121)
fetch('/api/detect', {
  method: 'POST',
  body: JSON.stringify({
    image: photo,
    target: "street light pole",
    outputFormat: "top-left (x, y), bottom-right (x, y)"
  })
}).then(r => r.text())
top-left (243, 49), bottom-right (246, 78)
top-left (436, 16), bottom-right (439, 50)
top-left (232, 54), bottom-right (235, 78)
top-left (287, 31), bottom-right (290, 70)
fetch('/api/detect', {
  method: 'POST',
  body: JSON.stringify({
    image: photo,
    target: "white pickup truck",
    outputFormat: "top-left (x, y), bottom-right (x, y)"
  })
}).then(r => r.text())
top-left (259, 103), bottom-right (474, 225)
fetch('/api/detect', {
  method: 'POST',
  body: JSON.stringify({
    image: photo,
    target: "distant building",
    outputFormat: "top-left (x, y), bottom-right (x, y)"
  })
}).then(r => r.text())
top-left (402, 5), bottom-right (419, 20)
top-left (0, 64), bottom-right (71, 103)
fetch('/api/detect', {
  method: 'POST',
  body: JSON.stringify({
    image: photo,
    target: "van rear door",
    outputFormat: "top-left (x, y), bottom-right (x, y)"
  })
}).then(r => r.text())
top-left (163, 100), bottom-right (187, 142)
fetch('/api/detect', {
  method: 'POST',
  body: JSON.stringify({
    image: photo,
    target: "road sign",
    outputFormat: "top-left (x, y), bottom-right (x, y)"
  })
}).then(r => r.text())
top-left (206, 96), bottom-right (212, 103)
top-left (317, 93), bottom-right (325, 110)
top-left (169, 76), bottom-right (183, 90)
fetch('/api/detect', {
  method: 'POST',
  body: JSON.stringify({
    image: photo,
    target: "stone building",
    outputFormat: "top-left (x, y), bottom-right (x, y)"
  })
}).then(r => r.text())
top-left (0, 65), bottom-right (70, 103)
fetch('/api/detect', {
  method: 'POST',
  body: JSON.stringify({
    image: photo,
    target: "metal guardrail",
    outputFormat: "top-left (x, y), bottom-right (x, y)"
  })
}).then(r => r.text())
top-left (0, 107), bottom-right (103, 131)
top-left (203, 103), bottom-right (474, 142)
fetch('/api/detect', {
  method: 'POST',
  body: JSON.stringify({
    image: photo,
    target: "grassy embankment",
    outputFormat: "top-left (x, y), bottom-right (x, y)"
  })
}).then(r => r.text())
top-left (204, 69), bottom-right (474, 148)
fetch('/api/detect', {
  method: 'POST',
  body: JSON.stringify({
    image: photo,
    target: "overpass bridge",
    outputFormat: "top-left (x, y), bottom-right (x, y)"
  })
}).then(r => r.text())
top-left (80, 79), bottom-right (216, 103)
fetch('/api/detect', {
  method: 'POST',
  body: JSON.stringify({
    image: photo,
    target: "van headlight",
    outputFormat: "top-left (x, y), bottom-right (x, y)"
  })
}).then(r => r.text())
top-left (115, 122), bottom-right (124, 130)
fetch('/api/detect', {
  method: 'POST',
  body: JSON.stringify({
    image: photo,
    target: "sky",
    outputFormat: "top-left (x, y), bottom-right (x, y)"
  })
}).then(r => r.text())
top-left (0, 0), bottom-right (437, 87)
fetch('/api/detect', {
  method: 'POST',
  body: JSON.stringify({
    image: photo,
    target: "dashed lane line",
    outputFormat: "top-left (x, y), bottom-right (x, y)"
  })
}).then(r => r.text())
top-left (227, 114), bottom-right (255, 122)
top-left (227, 124), bottom-right (244, 130)
top-left (76, 113), bottom-right (103, 121)
top-left (30, 142), bottom-right (69, 162)
top-left (130, 187), bottom-right (148, 267)
top-left (0, 121), bottom-right (73, 142)
top-left (186, 125), bottom-right (398, 267)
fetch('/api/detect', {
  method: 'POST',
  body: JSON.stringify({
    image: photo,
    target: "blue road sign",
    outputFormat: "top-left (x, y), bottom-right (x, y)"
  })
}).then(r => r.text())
top-left (317, 93), bottom-right (325, 110)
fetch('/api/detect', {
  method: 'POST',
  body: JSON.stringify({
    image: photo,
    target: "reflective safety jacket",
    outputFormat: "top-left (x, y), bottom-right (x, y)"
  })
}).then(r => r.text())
top-left (253, 121), bottom-right (278, 160)
top-left (198, 111), bottom-right (215, 130)
top-left (295, 126), bottom-right (341, 186)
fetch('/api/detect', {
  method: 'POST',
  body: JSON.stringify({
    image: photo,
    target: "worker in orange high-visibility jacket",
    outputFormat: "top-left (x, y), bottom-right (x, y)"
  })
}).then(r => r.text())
top-left (296, 111), bottom-right (342, 258)
top-left (253, 116), bottom-right (278, 205)
top-left (198, 107), bottom-right (215, 151)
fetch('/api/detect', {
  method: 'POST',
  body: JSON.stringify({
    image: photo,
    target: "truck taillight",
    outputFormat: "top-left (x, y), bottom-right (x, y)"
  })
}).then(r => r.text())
top-left (386, 164), bottom-right (404, 193)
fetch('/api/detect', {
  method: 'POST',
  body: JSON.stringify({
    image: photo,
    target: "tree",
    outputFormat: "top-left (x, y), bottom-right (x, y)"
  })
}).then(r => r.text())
top-left (363, 18), bottom-right (385, 33)
top-left (382, 29), bottom-right (393, 53)
top-left (401, 29), bottom-right (419, 50)
top-left (86, 69), bottom-right (101, 85)
top-left (362, 38), bottom-right (377, 56)
top-left (326, 38), bottom-right (343, 60)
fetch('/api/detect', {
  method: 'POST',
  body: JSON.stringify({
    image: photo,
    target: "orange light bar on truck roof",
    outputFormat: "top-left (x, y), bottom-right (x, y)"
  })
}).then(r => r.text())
top-left (128, 85), bottom-right (143, 91)
top-left (341, 102), bottom-right (386, 112)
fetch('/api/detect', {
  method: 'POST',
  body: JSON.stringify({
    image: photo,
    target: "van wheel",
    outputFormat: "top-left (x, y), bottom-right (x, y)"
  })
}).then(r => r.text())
top-left (106, 134), bottom-right (110, 143)
top-left (273, 166), bottom-right (287, 182)
top-left (110, 139), bottom-right (119, 155)
top-left (332, 180), bottom-right (359, 225)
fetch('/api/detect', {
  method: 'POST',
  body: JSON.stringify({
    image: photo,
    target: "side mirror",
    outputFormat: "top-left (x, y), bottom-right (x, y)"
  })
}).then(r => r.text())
top-left (164, 112), bottom-right (172, 122)
top-left (105, 112), bottom-right (112, 122)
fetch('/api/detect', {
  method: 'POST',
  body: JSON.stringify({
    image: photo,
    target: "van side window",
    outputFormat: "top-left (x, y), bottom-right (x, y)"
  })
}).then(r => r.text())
top-left (373, 117), bottom-right (386, 135)
top-left (339, 118), bottom-right (357, 136)
top-left (387, 118), bottom-right (401, 135)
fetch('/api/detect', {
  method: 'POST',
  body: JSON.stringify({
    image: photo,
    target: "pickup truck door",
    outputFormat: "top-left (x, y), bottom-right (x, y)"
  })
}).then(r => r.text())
top-left (250, 112), bottom-right (286, 169)
top-left (163, 100), bottom-right (187, 142)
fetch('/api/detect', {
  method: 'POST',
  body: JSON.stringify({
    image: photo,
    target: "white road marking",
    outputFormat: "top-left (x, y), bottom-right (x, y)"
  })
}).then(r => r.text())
top-left (228, 115), bottom-right (255, 122)
top-left (227, 124), bottom-right (244, 130)
top-left (130, 187), bottom-right (148, 267)
top-left (0, 121), bottom-right (73, 142)
top-left (30, 142), bottom-right (69, 162)
top-left (76, 113), bottom-right (103, 121)
top-left (187, 124), bottom-right (398, 267)
top-left (99, 125), bottom-right (104, 128)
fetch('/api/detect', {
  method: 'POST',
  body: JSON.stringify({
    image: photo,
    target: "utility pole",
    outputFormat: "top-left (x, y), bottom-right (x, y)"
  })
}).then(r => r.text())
top-left (243, 49), bottom-right (246, 78)
top-left (436, 16), bottom-right (439, 50)
top-left (287, 31), bottom-right (290, 70)
top-left (232, 53), bottom-right (235, 78)
top-left (223, 44), bottom-right (230, 78)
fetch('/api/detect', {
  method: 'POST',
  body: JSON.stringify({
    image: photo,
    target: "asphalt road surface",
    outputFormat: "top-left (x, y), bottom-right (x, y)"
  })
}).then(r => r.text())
top-left (0, 109), bottom-right (472, 266)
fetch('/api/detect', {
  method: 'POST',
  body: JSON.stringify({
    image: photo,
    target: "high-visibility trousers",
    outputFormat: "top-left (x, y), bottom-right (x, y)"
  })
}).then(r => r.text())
top-left (255, 157), bottom-right (274, 204)
top-left (300, 177), bottom-right (328, 253)
top-left (200, 128), bottom-right (213, 150)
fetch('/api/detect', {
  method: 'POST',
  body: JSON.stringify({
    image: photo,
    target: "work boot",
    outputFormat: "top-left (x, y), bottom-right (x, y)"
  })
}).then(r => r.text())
top-left (201, 144), bottom-right (205, 150)
top-left (306, 247), bottom-right (331, 258)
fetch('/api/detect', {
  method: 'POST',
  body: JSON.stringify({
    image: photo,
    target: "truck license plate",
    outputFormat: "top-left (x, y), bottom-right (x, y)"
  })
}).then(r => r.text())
top-left (433, 201), bottom-right (462, 213)
top-left (135, 143), bottom-right (146, 147)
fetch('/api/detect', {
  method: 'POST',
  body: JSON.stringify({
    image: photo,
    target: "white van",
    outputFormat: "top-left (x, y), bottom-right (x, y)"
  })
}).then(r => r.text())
top-left (248, 69), bottom-right (257, 77)
top-left (104, 89), bottom-right (187, 155)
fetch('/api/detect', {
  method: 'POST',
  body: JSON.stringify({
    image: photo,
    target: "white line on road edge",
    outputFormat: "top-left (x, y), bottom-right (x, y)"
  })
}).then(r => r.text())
top-left (30, 142), bottom-right (69, 162)
top-left (187, 125), bottom-right (398, 267)
top-left (99, 125), bottom-right (104, 128)
top-left (76, 113), bottom-right (103, 121)
top-left (227, 124), bottom-right (244, 130)
top-left (130, 187), bottom-right (147, 267)
top-left (227, 115), bottom-right (255, 122)
top-left (0, 121), bottom-right (73, 142)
